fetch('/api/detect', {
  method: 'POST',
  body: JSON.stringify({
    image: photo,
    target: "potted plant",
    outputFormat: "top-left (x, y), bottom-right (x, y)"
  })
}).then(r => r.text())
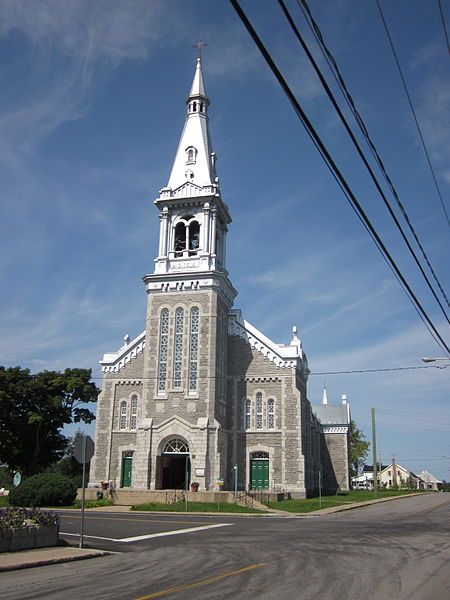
top-left (190, 482), bottom-right (199, 492)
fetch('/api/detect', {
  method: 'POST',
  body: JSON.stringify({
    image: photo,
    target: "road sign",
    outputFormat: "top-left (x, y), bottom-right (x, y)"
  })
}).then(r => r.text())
top-left (73, 435), bottom-right (95, 464)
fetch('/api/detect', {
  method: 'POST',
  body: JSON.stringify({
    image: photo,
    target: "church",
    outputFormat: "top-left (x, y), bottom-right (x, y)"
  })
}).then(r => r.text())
top-left (90, 58), bottom-right (350, 498)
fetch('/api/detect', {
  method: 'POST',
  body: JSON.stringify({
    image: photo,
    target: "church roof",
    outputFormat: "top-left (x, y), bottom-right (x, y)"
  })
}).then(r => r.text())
top-left (100, 330), bottom-right (145, 373)
top-left (313, 403), bottom-right (349, 425)
top-left (362, 464), bottom-right (388, 473)
top-left (228, 309), bottom-right (309, 371)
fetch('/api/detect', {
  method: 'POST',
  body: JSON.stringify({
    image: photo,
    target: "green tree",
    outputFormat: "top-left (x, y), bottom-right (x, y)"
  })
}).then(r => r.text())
top-left (405, 475), bottom-right (417, 490)
top-left (47, 429), bottom-right (86, 488)
top-left (349, 420), bottom-right (370, 478)
top-left (0, 367), bottom-right (99, 476)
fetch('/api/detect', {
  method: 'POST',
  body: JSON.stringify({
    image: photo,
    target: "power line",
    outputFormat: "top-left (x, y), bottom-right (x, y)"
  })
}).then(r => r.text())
top-left (294, 0), bottom-right (450, 316)
top-left (88, 363), bottom-right (447, 381)
top-left (311, 364), bottom-right (448, 375)
top-left (376, 0), bottom-right (450, 231)
top-left (278, 0), bottom-right (450, 326)
top-left (437, 0), bottom-right (450, 55)
top-left (228, 0), bottom-right (450, 356)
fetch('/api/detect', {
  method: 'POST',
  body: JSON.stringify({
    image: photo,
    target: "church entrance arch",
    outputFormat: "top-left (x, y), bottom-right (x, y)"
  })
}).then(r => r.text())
top-left (250, 451), bottom-right (269, 490)
top-left (156, 438), bottom-right (191, 490)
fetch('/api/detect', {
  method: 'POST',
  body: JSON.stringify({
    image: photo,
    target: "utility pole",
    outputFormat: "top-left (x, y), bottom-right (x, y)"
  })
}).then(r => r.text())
top-left (318, 467), bottom-right (322, 508)
top-left (372, 407), bottom-right (378, 498)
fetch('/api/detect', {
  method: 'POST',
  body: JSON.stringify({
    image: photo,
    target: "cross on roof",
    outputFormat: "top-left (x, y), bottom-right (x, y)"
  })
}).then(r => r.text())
top-left (193, 40), bottom-right (207, 58)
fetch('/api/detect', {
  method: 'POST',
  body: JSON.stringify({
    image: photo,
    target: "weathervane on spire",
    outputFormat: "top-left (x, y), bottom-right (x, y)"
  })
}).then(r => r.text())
top-left (193, 40), bottom-right (207, 59)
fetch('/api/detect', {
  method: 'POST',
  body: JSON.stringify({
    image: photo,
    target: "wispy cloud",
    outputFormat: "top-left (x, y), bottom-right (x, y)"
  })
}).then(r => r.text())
top-left (0, 0), bottom-right (178, 62)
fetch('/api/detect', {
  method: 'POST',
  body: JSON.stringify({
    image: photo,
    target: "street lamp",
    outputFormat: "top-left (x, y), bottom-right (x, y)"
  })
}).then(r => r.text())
top-left (422, 357), bottom-right (450, 363)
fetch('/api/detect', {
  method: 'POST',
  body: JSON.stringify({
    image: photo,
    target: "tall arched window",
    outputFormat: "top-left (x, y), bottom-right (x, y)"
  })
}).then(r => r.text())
top-left (158, 308), bottom-right (169, 392)
top-left (267, 399), bottom-right (275, 429)
top-left (189, 307), bottom-right (199, 391)
top-left (173, 307), bottom-right (184, 388)
top-left (119, 401), bottom-right (127, 430)
top-left (130, 395), bottom-right (138, 430)
top-left (245, 399), bottom-right (251, 430)
top-left (256, 393), bottom-right (263, 429)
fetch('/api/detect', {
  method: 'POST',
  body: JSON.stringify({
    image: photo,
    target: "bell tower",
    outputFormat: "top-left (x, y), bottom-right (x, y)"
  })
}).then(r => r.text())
top-left (141, 58), bottom-right (236, 491)
top-left (153, 57), bottom-right (231, 278)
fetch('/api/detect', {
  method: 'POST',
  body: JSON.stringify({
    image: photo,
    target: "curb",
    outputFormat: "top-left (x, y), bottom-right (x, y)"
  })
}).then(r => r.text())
top-left (0, 549), bottom-right (111, 573)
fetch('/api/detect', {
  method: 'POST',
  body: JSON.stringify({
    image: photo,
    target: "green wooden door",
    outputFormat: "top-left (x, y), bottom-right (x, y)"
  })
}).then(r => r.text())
top-left (122, 456), bottom-right (133, 487)
top-left (251, 460), bottom-right (269, 490)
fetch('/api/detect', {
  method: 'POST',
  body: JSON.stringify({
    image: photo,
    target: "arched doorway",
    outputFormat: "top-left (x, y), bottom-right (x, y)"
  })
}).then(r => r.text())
top-left (156, 438), bottom-right (190, 490)
top-left (250, 451), bottom-right (269, 490)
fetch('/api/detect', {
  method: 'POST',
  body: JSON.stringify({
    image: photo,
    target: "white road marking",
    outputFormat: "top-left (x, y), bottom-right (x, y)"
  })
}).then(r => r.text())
top-left (60, 522), bottom-right (232, 543)
top-left (119, 523), bottom-right (232, 542)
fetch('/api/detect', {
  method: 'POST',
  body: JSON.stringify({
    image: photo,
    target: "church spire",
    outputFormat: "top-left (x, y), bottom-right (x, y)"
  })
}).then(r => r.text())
top-left (152, 58), bottom-right (232, 279)
top-left (166, 57), bottom-right (216, 192)
top-left (322, 383), bottom-right (328, 405)
top-left (189, 57), bottom-right (207, 98)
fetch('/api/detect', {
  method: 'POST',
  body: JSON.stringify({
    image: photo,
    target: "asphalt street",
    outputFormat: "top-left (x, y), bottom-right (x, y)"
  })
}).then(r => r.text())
top-left (1, 493), bottom-right (449, 599)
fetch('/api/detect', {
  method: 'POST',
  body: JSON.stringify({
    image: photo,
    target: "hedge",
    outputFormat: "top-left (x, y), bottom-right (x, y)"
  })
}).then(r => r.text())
top-left (8, 473), bottom-right (77, 507)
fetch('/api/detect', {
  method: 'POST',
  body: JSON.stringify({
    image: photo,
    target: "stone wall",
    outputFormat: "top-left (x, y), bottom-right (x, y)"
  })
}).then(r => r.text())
top-left (226, 334), bottom-right (309, 495)
top-left (321, 432), bottom-right (350, 492)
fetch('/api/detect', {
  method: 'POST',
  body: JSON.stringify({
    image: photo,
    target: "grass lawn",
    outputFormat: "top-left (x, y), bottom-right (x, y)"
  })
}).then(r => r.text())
top-left (0, 495), bottom-right (10, 507)
top-left (131, 501), bottom-right (264, 513)
top-left (267, 489), bottom-right (420, 513)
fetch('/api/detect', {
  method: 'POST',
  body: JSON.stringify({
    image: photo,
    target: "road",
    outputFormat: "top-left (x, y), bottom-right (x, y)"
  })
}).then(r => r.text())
top-left (1, 493), bottom-right (449, 599)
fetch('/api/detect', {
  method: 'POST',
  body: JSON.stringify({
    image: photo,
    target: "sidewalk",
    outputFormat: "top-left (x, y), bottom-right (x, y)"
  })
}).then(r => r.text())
top-left (0, 545), bottom-right (110, 572)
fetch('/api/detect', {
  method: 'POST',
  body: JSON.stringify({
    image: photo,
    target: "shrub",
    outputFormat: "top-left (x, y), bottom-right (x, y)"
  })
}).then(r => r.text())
top-left (8, 473), bottom-right (77, 507)
top-left (72, 498), bottom-right (113, 509)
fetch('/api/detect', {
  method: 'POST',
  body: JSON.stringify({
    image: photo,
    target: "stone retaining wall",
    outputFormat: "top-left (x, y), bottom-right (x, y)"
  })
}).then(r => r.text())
top-left (0, 524), bottom-right (59, 553)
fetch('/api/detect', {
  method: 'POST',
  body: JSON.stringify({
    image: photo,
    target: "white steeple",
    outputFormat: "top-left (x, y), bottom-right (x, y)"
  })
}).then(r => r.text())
top-left (322, 384), bottom-right (328, 405)
top-left (166, 57), bottom-right (217, 192)
top-left (152, 58), bottom-right (233, 280)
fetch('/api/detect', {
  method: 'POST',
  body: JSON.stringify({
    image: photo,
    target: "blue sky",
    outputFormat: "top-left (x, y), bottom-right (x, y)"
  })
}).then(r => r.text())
top-left (0, 0), bottom-right (449, 479)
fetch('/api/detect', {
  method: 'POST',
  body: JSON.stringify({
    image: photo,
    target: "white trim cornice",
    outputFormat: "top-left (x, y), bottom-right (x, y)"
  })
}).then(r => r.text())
top-left (322, 426), bottom-right (349, 434)
top-left (228, 309), bottom-right (308, 372)
top-left (101, 331), bottom-right (146, 373)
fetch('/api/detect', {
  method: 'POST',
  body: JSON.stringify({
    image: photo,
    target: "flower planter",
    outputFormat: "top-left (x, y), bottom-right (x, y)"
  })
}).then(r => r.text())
top-left (0, 531), bottom-right (12, 553)
top-left (190, 482), bottom-right (200, 492)
top-left (0, 524), bottom-right (59, 553)
top-left (35, 524), bottom-right (59, 549)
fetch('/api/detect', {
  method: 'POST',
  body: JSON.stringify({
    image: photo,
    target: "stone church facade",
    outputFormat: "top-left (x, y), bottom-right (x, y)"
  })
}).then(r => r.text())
top-left (90, 59), bottom-right (350, 498)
